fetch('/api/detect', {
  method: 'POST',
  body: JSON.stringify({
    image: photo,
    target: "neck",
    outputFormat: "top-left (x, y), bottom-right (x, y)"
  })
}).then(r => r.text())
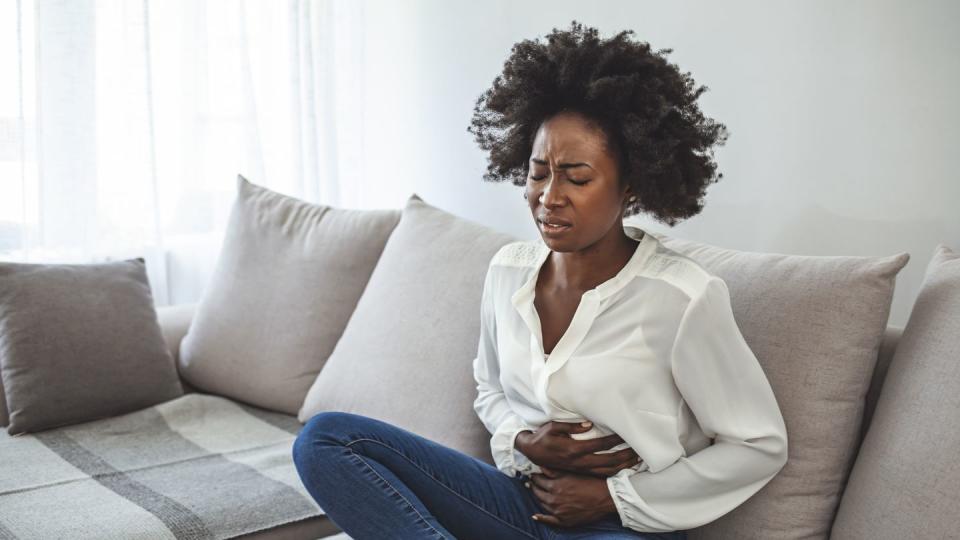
top-left (546, 226), bottom-right (640, 292)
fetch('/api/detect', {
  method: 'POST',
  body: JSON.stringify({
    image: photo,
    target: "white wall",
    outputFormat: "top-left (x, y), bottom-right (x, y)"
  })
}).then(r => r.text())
top-left (347, 0), bottom-right (960, 327)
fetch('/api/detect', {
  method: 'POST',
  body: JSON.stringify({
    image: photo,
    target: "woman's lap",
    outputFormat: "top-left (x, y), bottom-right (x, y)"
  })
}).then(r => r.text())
top-left (292, 411), bottom-right (685, 540)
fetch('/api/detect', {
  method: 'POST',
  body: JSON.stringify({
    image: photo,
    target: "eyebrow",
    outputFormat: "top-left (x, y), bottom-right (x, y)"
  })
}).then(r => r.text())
top-left (530, 158), bottom-right (593, 170)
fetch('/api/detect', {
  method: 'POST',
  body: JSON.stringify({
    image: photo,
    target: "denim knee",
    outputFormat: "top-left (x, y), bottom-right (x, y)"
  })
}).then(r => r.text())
top-left (293, 411), bottom-right (356, 464)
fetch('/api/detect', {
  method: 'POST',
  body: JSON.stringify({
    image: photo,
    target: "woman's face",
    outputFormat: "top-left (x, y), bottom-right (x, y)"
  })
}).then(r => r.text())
top-left (525, 110), bottom-right (631, 253)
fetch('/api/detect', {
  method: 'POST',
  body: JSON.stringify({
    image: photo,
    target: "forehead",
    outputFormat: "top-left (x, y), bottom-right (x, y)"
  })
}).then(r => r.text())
top-left (529, 113), bottom-right (610, 159)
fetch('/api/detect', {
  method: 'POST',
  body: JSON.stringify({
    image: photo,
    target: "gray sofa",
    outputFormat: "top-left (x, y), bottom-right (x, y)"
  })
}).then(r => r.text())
top-left (2, 178), bottom-right (956, 539)
top-left (147, 313), bottom-right (906, 540)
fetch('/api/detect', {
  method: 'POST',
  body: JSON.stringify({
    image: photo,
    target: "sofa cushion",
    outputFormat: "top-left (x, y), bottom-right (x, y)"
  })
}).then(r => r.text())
top-left (0, 258), bottom-right (183, 435)
top-left (178, 175), bottom-right (401, 414)
top-left (650, 231), bottom-right (909, 540)
top-left (859, 325), bottom-right (902, 447)
top-left (831, 244), bottom-right (959, 539)
top-left (6, 303), bottom-right (198, 427)
top-left (298, 194), bottom-right (517, 462)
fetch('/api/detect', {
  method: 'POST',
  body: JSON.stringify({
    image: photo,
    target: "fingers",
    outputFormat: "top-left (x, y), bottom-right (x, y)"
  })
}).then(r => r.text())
top-left (532, 513), bottom-right (562, 526)
top-left (570, 433), bottom-right (624, 453)
top-left (577, 450), bottom-right (643, 477)
top-left (583, 467), bottom-right (617, 478)
top-left (529, 472), bottom-right (552, 493)
top-left (529, 477), bottom-right (567, 526)
top-left (529, 477), bottom-right (552, 514)
top-left (529, 476), bottom-right (548, 496)
top-left (582, 433), bottom-right (625, 452)
top-left (548, 420), bottom-right (594, 435)
top-left (596, 432), bottom-right (626, 447)
top-left (606, 447), bottom-right (641, 465)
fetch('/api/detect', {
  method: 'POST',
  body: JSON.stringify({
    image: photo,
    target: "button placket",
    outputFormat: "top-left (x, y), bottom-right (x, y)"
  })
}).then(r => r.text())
top-left (535, 293), bottom-right (601, 415)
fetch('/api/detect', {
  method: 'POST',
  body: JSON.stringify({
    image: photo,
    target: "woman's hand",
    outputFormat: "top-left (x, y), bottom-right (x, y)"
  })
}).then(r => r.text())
top-left (527, 466), bottom-right (618, 527)
top-left (515, 421), bottom-right (642, 477)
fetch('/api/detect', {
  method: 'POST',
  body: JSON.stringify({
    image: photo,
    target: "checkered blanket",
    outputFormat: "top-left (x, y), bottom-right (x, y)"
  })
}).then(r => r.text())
top-left (0, 393), bottom-right (324, 539)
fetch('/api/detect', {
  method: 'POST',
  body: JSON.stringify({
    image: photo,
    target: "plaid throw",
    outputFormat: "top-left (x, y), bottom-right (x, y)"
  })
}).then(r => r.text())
top-left (0, 393), bottom-right (325, 539)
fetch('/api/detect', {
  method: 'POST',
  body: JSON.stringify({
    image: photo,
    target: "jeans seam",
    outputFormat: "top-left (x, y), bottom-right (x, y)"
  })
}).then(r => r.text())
top-left (347, 449), bottom-right (450, 540)
top-left (345, 437), bottom-right (539, 540)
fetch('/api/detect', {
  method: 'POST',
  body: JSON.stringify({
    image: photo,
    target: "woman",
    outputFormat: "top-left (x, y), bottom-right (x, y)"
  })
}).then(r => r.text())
top-left (293, 21), bottom-right (788, 539)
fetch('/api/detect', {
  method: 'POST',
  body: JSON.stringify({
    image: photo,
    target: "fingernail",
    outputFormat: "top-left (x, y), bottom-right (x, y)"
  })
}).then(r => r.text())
top-left (532, 515), bottom-right (539, 521)
top-left (524, 481), bottom-right (531, 488)
top-left (581, 421), bottom-right (592, 427)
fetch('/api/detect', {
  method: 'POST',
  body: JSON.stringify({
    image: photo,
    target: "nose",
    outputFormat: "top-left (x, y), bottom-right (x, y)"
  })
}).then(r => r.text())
top-left (539, 175), bottom-right (567, 208)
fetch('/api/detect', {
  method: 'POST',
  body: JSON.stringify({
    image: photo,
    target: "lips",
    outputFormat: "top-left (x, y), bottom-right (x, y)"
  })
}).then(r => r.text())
top-left (538, 215), bottom-right (573, 234)
top-left (538, 215), bottom-right (572, 227)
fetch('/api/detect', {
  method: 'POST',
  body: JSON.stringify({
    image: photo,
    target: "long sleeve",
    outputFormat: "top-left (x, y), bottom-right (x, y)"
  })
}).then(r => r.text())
top-left (472, 264), bottom-right (542, 477)
top-left (606, 276), bottom-right (788, 533)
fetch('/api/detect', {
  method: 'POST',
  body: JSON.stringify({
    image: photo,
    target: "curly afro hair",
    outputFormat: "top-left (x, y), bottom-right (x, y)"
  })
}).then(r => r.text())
top-left (468, 21), bottom-right (729, 226)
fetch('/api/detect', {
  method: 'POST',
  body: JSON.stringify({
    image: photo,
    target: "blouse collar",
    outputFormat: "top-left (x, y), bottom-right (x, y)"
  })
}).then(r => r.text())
top-left (511, 223), bottom-right (657, 306)
top-left (508, 223), bottom-right (659, 382)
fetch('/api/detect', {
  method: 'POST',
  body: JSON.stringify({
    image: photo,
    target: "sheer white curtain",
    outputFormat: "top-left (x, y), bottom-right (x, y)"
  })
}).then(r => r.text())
top-left (0, 0), bottom-right (364, 305)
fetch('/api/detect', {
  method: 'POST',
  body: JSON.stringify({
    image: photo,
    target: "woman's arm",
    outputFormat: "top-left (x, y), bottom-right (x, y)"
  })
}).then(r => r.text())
top-left (472, 264), bottom-right (542, 477)
top-left (605, 277), bottom-right (789, 533)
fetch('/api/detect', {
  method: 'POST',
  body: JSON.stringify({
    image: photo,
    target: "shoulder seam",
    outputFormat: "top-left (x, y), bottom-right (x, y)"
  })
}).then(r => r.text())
top-left (490, 241), bottom-right (543, 268)
top-left (637, 247), bottom-right (716, 300)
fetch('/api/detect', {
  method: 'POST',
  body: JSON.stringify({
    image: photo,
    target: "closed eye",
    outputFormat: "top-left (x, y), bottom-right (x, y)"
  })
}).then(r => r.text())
top-left (530, 175), bottom-right (590, 186)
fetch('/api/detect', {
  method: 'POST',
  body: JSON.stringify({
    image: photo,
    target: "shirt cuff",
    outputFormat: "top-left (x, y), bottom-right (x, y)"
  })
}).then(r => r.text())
top-left (606, 470), bottom-right (675, 533)
top-left (490, 418), bottom-right (541, 477)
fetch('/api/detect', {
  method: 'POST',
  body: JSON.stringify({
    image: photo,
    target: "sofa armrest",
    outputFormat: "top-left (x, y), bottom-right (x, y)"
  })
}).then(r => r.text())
top-left (156, 303), bottom-right (198, 363)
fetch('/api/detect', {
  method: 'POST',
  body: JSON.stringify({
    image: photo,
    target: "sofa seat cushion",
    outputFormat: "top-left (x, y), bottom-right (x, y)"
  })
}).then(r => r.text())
top-left (0, 393), bottom-right (326, 539)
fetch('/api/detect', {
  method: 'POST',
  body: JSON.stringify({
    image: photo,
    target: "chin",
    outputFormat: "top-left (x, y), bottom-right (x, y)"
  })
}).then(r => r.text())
top-left (540, 234), bottom-right (576, 252)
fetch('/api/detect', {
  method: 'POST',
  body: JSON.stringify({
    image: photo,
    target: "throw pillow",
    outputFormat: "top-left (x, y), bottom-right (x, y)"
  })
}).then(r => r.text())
top-left (650, 230), bottom-right (909, 540)
top-left (0, 258), bottom-right (183, 435)
top-left (178, 175), bottom-right (401, 414)
top-left (831, 244), bottom-right (959, 539)
top-left (298, 194), bottom-right (518, 462)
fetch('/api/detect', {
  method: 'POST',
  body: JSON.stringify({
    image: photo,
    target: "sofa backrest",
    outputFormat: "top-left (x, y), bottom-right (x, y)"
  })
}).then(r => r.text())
top-left (858, 325), bottom-right (902, 450)
top-left (157, 302), bottom-right (903, 450)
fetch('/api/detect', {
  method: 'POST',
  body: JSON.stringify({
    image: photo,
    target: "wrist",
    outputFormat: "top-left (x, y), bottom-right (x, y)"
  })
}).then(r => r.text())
top-left (601, 477), bottom-right (621, 517)
top-left (514, 429), bottom-right (534, 452)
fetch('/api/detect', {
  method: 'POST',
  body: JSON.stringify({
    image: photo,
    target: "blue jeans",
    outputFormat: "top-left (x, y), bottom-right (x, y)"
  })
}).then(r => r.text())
top-left (292, 411), bottom-right (688, 540)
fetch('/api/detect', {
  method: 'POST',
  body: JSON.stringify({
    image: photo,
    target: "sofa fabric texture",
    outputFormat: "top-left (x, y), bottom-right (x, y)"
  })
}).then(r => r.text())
top-left (298, 194), bottom-right (517, 463)
top-left (178, 175), bottom-right (401, 415)
top-left (651, 230), bottom-right (909, 540)
top-left (831, 244), bottom-right (960, 539)
top-left (0, 358), bottom-right (6, 426)
top-left (0, 258), bottom-right (183, 435)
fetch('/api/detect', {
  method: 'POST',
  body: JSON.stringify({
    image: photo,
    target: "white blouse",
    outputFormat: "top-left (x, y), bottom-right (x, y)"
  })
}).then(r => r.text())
top-left (472, 224), bottom-right (788, 533)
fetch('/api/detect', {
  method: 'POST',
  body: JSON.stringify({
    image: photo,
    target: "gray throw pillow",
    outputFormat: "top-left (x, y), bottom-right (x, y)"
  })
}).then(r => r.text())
top-left (298, 194), bottom-right (518, 462)
top-left (0, 258), bottom-right (183, 435)
top-left (178, 175), bottom-right (401, 414)
top-left (650, 231), bottom-right (909, 540)
top-left (831, 244), bottom-right (959, 539)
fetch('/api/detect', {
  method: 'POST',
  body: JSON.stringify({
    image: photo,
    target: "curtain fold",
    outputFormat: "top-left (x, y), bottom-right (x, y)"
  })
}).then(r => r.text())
top-left (0, 0), bottom-right (363, 305)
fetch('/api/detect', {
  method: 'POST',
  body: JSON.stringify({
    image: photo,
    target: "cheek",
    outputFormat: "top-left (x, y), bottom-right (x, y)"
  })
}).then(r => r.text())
top-left (577, 184), bottom-right (618, 207)
top-left (525, 183), bottom-right (541, 204)
top-left (576, 186), bottom-right (625, 222)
